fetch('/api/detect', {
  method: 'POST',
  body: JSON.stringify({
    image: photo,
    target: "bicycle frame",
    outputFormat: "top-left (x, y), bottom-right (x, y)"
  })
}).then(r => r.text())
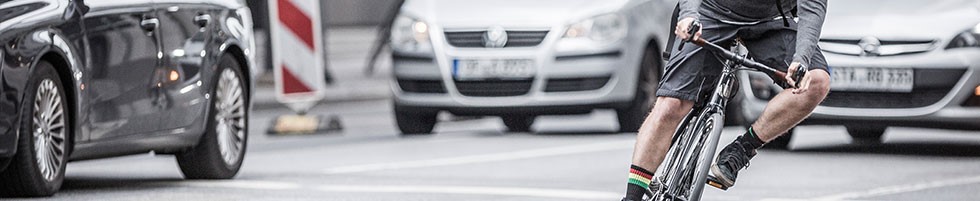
top-left (650, 33), bottom-right (802, 201)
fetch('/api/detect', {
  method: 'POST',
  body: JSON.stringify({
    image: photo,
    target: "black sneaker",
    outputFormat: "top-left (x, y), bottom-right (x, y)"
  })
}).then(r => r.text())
top-left (709, 137), bottom-right (757, 189)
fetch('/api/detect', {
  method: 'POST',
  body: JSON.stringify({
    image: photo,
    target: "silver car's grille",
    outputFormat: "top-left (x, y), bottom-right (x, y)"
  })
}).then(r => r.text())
top-left (454, 80), bottom-right (533, 96)
top-left (398, 79), bottom-right (446, 94)
top-left (444, 30), bottom-right (549, 48)
top-left (819, 69), bottom-right (965, 108)
top-left (819, 39), bottom-right (937, 56)
top-left (820, 89), bottom-right (950, 108)
top-left (544, 76), bottom-right (611, 92)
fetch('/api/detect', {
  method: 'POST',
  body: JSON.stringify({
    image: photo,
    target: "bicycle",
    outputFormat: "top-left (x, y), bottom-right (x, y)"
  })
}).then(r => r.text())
top-left (645, 21), bottom-right (807, 201)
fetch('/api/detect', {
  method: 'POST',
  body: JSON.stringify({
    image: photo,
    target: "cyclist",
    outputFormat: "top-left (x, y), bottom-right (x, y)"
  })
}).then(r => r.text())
top-left (622, 0), bottom-right (830, 200)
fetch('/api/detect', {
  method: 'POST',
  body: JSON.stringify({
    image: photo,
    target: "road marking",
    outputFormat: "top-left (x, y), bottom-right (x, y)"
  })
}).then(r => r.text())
top-left (321, 140), bottom-right (633, 174)
top-left (314, 185), bottom-right (620, 200)
top-left (172, 180), bottom-right (620, 199)
top-left (758, 175), bottom-right (980, 201)
top-left (179, 180), bottom-right (303, 190)
top-left (811, 175), bottom-right (980, 200)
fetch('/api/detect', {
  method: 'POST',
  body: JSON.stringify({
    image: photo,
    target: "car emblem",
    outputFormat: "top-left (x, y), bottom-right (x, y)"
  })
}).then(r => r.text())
top-left (483, 26), bottom-right (508, 48)
top-left (858, 36), bottom-right (881, 57)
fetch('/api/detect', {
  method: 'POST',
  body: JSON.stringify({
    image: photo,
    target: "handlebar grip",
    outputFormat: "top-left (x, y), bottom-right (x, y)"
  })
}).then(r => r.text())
top-left (792, 64), bottom-right (808, 88)
top-left (678, 20), bottom-right (702, 51)
top-left (686, 21), bottom-right (701, 42)
top-left (774, 65), bottom-right (808, 89)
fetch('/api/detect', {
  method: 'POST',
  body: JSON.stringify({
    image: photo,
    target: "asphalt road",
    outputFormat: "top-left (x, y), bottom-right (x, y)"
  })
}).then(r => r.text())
top-left (10, 99), bottom-right (980, 201)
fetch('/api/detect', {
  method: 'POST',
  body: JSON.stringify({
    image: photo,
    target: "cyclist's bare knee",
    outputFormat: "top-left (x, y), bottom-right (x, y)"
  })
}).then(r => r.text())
top-left (804, 70), bottom-right (831, 101)
top-left (651, 96), bottom-right (694, 121)
top-left (809, 70), bottom-right (831, 92)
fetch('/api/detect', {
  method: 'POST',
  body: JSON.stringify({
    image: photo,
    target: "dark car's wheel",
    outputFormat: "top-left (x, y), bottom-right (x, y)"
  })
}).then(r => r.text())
top-left (0, 61), bottom-right (70, 197)
top-left (847, 126), bottom-right (885, 144)
top-left (177, 54), bottom-right (248, 179)
top-left (617, 46), bottom-right (659, 132)
top-left (762, 128), bottom-right (793, 150)
top-left (394, 105), bottom-right (437, 135)
top-left (502, 115), bottom-right (535, 133)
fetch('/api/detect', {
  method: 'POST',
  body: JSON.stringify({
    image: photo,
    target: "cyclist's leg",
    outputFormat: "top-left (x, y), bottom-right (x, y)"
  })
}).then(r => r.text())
top-left (741, 20), bottom-right (831, 144)
top-left (623, 18), bottom-right (736, 201)
top-left (708, 19), bottom-right (831, 188)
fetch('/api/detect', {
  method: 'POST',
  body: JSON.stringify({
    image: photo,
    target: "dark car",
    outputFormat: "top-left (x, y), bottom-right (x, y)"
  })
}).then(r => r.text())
top-left (0, 0), bottom-right (255, 196)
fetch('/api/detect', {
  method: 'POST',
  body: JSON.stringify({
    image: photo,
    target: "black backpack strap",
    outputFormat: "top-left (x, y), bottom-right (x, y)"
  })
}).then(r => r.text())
top-left (775, 0), bottom-right (790, 27)
top-left (663, 4), bottom-right (681, 61)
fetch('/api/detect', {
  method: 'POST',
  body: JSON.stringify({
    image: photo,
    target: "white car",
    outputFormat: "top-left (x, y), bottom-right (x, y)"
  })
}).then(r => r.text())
top-left (389, 0), bottom-right (676, 134)
top-left (735, 0), bottom-right (980, 148)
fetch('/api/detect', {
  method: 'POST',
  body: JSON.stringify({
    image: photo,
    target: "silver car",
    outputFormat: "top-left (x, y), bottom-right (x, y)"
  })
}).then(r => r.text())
top-left (389, 0), bottom-right (676, 134)
top-left (735, 0), bottom-right (980, 147)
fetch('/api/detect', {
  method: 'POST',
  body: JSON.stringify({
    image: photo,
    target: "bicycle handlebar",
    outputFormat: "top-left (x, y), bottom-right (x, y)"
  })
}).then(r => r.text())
top-left (682, 21), bottom-right (805, 89)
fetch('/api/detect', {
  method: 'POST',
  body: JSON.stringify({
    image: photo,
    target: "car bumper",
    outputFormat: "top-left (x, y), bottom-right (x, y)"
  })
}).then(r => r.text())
top-left (738, 49), bottom-right (980, 130)
top-left (391, 29), bottom-right (645, 115)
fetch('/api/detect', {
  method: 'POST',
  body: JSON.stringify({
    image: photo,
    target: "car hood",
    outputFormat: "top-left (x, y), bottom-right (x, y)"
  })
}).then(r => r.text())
top-left (822, 0), bottom-right (980, 40)
top-left (402, 0), bottom-right (629, 29)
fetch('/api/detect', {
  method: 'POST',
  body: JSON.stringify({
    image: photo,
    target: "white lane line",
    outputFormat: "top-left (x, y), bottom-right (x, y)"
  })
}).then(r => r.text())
top-left (809, 175), bottom-right (980, 200)
top-left (314, 185), bottom-right (620, 200)
top-left (321, 140), bottom-right (633, 174)
top-left (171, 180), bottom-right (620, 200)
top-left (179, 180), bottom-right (303, 190)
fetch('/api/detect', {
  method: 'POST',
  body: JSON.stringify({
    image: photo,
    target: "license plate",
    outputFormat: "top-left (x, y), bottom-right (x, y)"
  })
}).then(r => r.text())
top-left (453, 58), bottom-right (535, 80)
top-left (830, 67), bottom-right (914, 92)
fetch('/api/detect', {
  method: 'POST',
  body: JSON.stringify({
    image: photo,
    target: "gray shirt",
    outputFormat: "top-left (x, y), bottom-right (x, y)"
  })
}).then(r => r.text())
top-left (679, 0), bottom-right (828, 68)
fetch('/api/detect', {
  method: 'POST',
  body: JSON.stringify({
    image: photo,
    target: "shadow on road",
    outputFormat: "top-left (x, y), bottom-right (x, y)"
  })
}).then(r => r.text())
top-left (533, 130), bottom-right (623, 136)
top-left (60, 177), bottom-right (183, 192)
top-left (793, 142), bottom-right (980, 157)
top-left (463, 129), bottom-right (622, 136)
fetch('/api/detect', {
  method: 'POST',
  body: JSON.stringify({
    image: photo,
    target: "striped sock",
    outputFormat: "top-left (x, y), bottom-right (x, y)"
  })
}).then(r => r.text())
top-left (625, 165), bottom-right (654, 200)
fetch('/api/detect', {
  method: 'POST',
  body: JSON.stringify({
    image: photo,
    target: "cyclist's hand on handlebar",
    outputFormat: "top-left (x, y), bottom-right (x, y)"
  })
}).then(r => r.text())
top-left (786, 62), bottom-right (810, 94)
top-left (676, 17), bottom-right (701, 42)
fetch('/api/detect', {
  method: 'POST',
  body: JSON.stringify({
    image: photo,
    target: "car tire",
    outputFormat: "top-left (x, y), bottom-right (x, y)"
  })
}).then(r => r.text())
top-left (846, 126), bottom-right (885, 144)
top-left (762, 128), bottom-right (793, 150)
top-left (0, 61), bottom-right (70, 197)
top-left (394, 105), bottom-right (437, 135)
top-left (176, 54), bottom-right (248, 179)
top-left (617, 46), bottom-right (660, 132)
top-left (0, 157), bottom-right (10, 172)
top-left (502, 115), bottom-right (535, 133)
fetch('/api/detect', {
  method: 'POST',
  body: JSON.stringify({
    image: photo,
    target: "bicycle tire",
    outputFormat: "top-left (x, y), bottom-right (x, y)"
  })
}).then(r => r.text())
top-left (657, 109), bottom-right (707, 200)
top-left (687, 112), bottom-right (726, 201)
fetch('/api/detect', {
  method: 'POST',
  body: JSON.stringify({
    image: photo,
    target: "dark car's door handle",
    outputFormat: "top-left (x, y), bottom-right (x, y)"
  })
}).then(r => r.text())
top-left (140, 18), bottom-right (159, 32)
top-left (194, 14), bottom-right (211, 28)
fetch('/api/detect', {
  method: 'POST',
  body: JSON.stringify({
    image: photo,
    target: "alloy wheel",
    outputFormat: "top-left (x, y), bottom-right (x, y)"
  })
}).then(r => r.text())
top-left (214, 68), bottom-right (246, 165)
top-left (32, 79), bottom-right (66, 181)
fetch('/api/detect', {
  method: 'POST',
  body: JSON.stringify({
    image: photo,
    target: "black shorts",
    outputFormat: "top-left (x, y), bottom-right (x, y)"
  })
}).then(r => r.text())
top-left (657, 18), bottom-right (829, 102)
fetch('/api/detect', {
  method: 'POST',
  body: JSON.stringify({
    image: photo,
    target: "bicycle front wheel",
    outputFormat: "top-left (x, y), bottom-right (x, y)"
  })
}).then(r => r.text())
top-left (686, 112), bottom-right (726, 201)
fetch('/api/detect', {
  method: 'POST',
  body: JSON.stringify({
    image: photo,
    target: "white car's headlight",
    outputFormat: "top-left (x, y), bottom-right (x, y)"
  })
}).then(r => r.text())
top-left (947, 22), bottom-right (980, 49)
top-left (390, 15), bottom-right (432, 53)
top-left (557, 13), bottom-right (628, 50)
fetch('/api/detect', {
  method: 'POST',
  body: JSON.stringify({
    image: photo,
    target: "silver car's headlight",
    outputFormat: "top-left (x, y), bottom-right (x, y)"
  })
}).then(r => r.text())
top-left (946, 22), bottom-right (980, 49)
top-left (390, 15), bottom-right (432, 53)
top-left (557, 13), bottom-right (628, 50)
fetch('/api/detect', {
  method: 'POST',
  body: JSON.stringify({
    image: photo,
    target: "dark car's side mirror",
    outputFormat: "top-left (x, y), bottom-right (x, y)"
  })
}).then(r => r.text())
top-left (68, 0), bottom-right (90, 16)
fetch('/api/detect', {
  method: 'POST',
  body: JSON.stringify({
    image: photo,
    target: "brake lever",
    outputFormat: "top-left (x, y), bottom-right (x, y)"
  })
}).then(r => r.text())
top-left (678, 21), bottom-right (702, 51)
top-left (775, 64), bottom-right (808, 89)
top-left (792, 64), bottom-right (807, 88)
